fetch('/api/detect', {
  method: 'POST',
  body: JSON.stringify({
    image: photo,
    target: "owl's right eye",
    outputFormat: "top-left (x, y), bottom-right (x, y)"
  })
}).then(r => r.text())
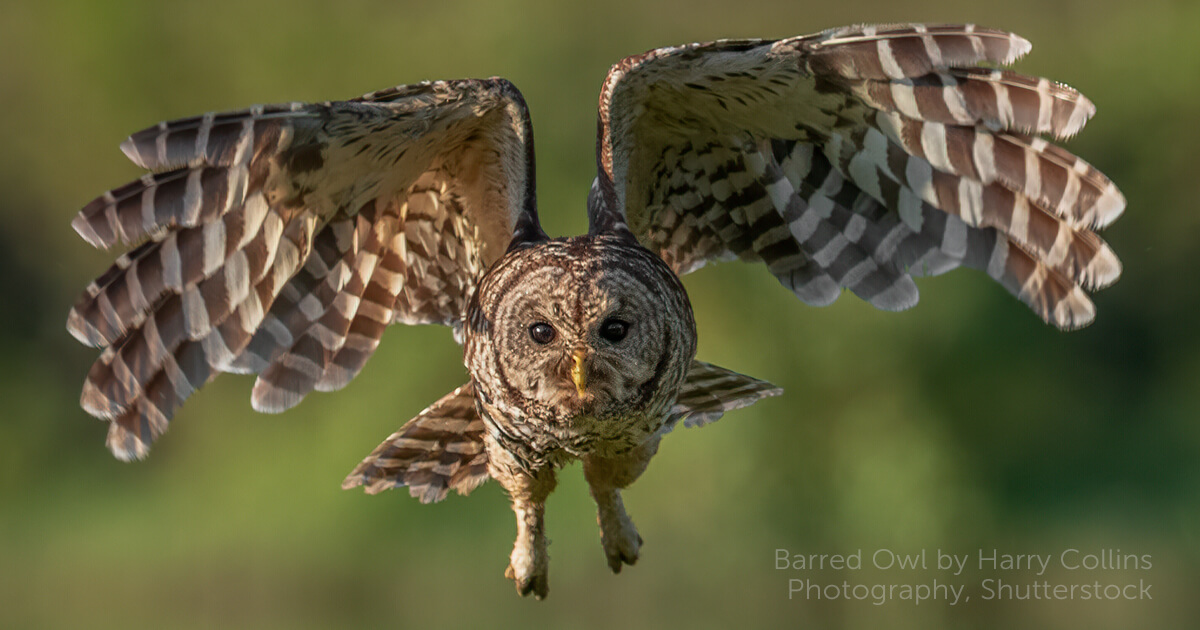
top-left (529, 322), bottom-right (556, 344)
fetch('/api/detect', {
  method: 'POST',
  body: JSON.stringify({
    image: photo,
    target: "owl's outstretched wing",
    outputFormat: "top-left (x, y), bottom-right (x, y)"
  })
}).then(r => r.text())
top-left (69, 78), bottom-right (544, 460)
top-left (590, 24), bottom-right (1124, 329)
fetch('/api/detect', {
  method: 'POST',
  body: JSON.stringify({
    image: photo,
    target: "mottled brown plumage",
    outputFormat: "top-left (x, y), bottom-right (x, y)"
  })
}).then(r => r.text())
top-left (69, 24), bottom-right (1123, 599)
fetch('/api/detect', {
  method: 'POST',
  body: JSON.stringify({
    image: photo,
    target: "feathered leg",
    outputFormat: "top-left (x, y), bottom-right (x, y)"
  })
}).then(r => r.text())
top-left (486, 437), bottom-right (556, 600)
top-left (582, 437), bottom-right (660, 573)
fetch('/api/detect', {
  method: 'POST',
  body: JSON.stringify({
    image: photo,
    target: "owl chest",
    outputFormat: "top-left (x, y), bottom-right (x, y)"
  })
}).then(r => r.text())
top-left (476, 394), bottom-right (669, 468)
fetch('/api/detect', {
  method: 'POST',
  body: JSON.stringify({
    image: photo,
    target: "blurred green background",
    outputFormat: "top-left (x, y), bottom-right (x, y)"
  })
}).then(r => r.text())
top-left (2, 0), bottom-right (1197, 628)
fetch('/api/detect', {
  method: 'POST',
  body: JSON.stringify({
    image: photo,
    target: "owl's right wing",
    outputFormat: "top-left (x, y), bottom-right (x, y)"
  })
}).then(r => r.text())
top-left (68, 78), bottom-right (543, 460)
top-left (592, 24), bottom-right (1124, 330)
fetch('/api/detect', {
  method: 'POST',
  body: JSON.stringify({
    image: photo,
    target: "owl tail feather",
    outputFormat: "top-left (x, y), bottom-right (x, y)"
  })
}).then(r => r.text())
top-left (668, 361), bottom-right (783, 430)
top-left (342, 382), bottom-right (490, 504)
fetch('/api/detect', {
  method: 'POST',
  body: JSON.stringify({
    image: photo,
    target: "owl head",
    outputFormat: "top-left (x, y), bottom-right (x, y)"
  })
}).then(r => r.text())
top-left (466, 236), bottom-right (696, 423)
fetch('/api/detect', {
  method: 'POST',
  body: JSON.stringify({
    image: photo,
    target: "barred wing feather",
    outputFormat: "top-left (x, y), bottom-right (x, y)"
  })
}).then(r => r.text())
top-left (594, 23), bottom-right (1124, 329)
top-left (68, 79), bottom-right (538, 459)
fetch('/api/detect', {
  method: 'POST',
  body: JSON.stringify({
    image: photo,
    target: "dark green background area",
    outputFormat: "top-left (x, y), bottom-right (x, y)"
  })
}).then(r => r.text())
top-left (1, 1), bottom-right (1196, 628)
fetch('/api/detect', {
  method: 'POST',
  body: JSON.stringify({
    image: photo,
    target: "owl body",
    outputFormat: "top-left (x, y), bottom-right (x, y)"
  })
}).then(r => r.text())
top-left (68, 24), bottom-right (1124, 600)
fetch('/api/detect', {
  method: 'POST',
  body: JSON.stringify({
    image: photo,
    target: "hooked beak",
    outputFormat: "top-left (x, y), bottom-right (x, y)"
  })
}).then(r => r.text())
top-left (570, 347), bottom-right (588, 397)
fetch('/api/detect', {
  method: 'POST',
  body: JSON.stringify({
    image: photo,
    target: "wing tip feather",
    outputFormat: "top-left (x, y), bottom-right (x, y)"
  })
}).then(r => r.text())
top-left (66, 308), bottom-right (104, 347)
top-left (341, 474), bottom-right (364, 491)
top-left (1051, 285), bottom-right (1096, 330)
top-left (71, 211), bottom-right (111, 249)
top-left (119, 136), bottom-right (149, 170)
top-left (1094, 185), bottom-right (1127, 229)
top-left (867, 276), bottom-right (920, 312)
top-left (250, 385), bottom-right (301, 414)
top-left (105, 422), bottom-right (151, 462)
top-left (1005, 33), bottom-right (1034, 65)
top-left (1084, 241), bottom-right (1123, 291)
top-left (80, 381), bottom-right (118, 420)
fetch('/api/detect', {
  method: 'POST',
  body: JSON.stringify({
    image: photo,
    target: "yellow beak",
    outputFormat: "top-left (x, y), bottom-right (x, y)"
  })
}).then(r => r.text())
top-left (570, 348), bottom-right (588, 397)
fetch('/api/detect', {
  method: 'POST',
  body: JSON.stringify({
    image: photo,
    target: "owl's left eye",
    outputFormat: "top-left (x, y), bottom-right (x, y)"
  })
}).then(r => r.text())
top-left (529, 322), bottom-right (556, 344)
top-left (599, 318), bottom-right (630, 343)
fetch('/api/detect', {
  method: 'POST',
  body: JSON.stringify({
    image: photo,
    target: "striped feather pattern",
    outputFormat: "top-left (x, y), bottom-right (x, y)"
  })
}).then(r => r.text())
top-left (71, 79), bottom-right (536, 459)
top-left (67, 191), bottom-right (274, 348)
top-left (314, 206), bottom-right (401, 392)
top-left (643, 137), bottom-right (921, 310)
top-left (247, 214), bottom-right (363, 412)
top-left (250, 204), bottom-right (398, 411)
top-left (779, 140), bottom-right (1098, 327)
top-left (748, 138), bottom-right (922, 309)
top-left (227, 213), bottom-right (357, 376)
top-left (72, 166), bottom-right (252, 250)
top-left (342, 382), bottom-right (489, 504)
top-left (120, 102), bottom-right (310, 172)
top-left (869, 112), bottom-right (1123, 233)
top-left (100, 212), bottom-right (317, 460)
top-left (390, 172), bottom-right (486, 329)
top-left (848, 69), bottom-right (1095, 140)
top-left (234, 170), bottom-right (486, 410)
top-left (78, 197), bottom-right (295, 418)
top-left (668, 361), bottom-right (782, 429)
top-left (314, 213), bottom-right (412, 392)
top-left (598, 23), bottom-right (1124, 329)
top-left (803, 24), bottom-right (1031, 81)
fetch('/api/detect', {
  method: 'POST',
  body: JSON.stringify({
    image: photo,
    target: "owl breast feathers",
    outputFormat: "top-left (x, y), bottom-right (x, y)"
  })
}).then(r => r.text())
top-left (68, 23), bottom-right (1123, 599)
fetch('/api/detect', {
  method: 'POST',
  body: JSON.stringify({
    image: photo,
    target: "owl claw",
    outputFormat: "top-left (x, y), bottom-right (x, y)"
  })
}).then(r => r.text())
top-left (601, 522), bottom-right (642, 573)
top-left (506, 563), bottom-right (549, 599)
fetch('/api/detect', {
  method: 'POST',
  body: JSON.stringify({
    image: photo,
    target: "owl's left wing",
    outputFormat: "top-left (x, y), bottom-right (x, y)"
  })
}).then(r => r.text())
top-left (592, 24), bottom-right (1124, 329)
top-left (69, 78), bottom-right (544, 460)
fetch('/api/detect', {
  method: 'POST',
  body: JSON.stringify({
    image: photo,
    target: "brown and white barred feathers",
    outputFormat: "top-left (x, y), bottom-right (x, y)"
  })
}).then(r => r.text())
top-left (66, 81), bottom-right (521, 460)
top-left (608, 24), bottom-right (1122, 330)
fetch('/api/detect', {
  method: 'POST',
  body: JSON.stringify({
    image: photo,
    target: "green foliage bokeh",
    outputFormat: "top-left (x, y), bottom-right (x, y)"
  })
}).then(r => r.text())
top-left (1, 1), bottom-right (1196, 628)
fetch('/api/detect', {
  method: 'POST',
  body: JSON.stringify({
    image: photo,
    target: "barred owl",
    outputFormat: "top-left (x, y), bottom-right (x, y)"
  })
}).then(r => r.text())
top-left (68, 24), bottom-right (1123, 599)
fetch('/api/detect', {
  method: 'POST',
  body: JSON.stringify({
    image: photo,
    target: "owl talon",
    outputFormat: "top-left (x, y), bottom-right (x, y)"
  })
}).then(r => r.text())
top-left (506, 562), bottom-right (549, 599)
top-left (601, 518), bottom-right (642, 573)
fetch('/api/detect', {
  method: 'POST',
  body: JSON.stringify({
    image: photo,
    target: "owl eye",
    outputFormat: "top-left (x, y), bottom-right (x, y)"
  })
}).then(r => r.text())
top-left (529, 322), bottom-right (556, 344)
top-left (599, 318), bottom-right (629, 343)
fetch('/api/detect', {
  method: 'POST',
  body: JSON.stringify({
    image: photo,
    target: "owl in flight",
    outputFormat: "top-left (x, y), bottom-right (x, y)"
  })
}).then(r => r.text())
top-left (69, 24), bottom-right (1123, 598)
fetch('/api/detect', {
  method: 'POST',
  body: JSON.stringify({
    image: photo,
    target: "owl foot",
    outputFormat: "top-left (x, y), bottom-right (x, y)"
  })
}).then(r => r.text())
top-left (584, 447), bottom-right (657, 574)
top-left (501, 501), bottom-right (550, 599)
top-left (505, 559), bottom-right (549, 599)
top-left (485, 440), bottom-right (556, 599)
top-left (599, 510), bottom-right (642, 573)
